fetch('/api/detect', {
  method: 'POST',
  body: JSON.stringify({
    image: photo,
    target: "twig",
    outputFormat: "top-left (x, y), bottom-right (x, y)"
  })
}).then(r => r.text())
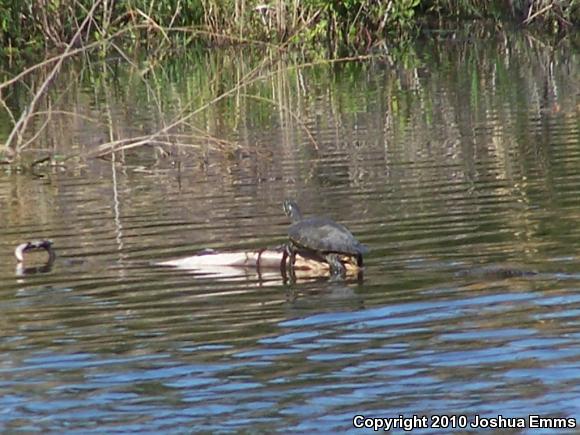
top-left (32, 110), bottom-right (101, 123)
top-left (5, 0), bottom-right (104, 152)
top-left (0, 94), bottom-right (16, 126)
top-left (523, 3), bottom-right (553, 25)
top-left (0, 24), bottom-right (147, 92)
top-left (135, 8), bottom-right (171, 42)
top-left (18, 101), bottom-right (53, 150)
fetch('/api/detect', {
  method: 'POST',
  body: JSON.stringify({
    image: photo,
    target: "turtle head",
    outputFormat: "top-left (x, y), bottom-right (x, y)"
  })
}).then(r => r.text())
top-left (283, 200), bottom-right (302, 222)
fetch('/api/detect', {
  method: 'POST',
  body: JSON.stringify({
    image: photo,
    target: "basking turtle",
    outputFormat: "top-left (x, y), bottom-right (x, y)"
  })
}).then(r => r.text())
top-left (282, 200), bottom-right (369, 277)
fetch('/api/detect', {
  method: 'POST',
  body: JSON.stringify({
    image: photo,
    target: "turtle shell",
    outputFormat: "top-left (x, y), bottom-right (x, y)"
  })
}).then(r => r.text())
top-left (288, 217), bottom-right (368, 255)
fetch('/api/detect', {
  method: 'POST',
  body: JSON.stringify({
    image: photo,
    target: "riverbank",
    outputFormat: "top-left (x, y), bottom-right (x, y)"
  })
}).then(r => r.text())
top-left (1, 0), bottom-right (576, 58)
top-left (0, 1), bottom-right (577, 166)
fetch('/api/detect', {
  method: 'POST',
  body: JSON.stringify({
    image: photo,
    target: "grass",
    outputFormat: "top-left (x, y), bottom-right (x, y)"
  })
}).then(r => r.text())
top-left (0, 0), bottom-right (577, 165)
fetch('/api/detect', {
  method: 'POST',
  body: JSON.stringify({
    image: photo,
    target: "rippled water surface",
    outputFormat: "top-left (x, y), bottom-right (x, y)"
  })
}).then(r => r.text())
top-left (1, 34), bottom-right (580, 433)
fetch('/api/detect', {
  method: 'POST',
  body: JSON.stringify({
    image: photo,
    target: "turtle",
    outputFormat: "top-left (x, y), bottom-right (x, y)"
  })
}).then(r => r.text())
top-left (281, 200), bottom-right (369, 278)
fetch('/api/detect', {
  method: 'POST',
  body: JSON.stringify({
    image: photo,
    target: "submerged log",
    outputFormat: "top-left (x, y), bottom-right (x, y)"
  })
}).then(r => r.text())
top-left (454, 264), bottom-right (538, 279)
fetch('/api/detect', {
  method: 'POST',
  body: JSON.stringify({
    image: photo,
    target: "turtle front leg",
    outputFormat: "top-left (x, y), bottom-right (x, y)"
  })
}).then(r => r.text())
top-left (281, 245), bottom-right (288, 273)
top-left (281, 244), bottom-right (291, 282)
top-left (289, 245), bottom-right (298, 281)
top-left (281, 244), bottom-right (297, 283)
top-left (325, 253), bottom-right (345, 279)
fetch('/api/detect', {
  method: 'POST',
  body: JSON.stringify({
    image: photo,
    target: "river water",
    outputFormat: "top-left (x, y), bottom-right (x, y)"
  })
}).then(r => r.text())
top-left (1, 33), bottom-right (579, 433)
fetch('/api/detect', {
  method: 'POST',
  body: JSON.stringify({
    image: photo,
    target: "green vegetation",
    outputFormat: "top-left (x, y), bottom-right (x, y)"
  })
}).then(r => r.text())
top-left (0, 0), bottom-right (577, 56)
top-left (0, 0), bottom-right (577, 163)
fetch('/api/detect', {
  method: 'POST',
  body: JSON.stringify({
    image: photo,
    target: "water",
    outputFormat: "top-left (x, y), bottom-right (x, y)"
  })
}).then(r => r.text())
top-left (1, 33), bottom-right (579, 432)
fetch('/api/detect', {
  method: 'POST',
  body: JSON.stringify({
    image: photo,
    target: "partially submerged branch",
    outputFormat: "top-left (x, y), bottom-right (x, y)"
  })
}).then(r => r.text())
top-left (4, 0), bottom-right (104, 153)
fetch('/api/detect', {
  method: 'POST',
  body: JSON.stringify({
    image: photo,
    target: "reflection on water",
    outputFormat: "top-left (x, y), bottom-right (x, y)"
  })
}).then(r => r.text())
top-left (1, 33), bottom-right (579, 432)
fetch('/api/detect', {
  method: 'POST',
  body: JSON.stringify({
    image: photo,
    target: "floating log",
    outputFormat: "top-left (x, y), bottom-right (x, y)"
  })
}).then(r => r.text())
top-left (156, 247), bottom-right (360, 274)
